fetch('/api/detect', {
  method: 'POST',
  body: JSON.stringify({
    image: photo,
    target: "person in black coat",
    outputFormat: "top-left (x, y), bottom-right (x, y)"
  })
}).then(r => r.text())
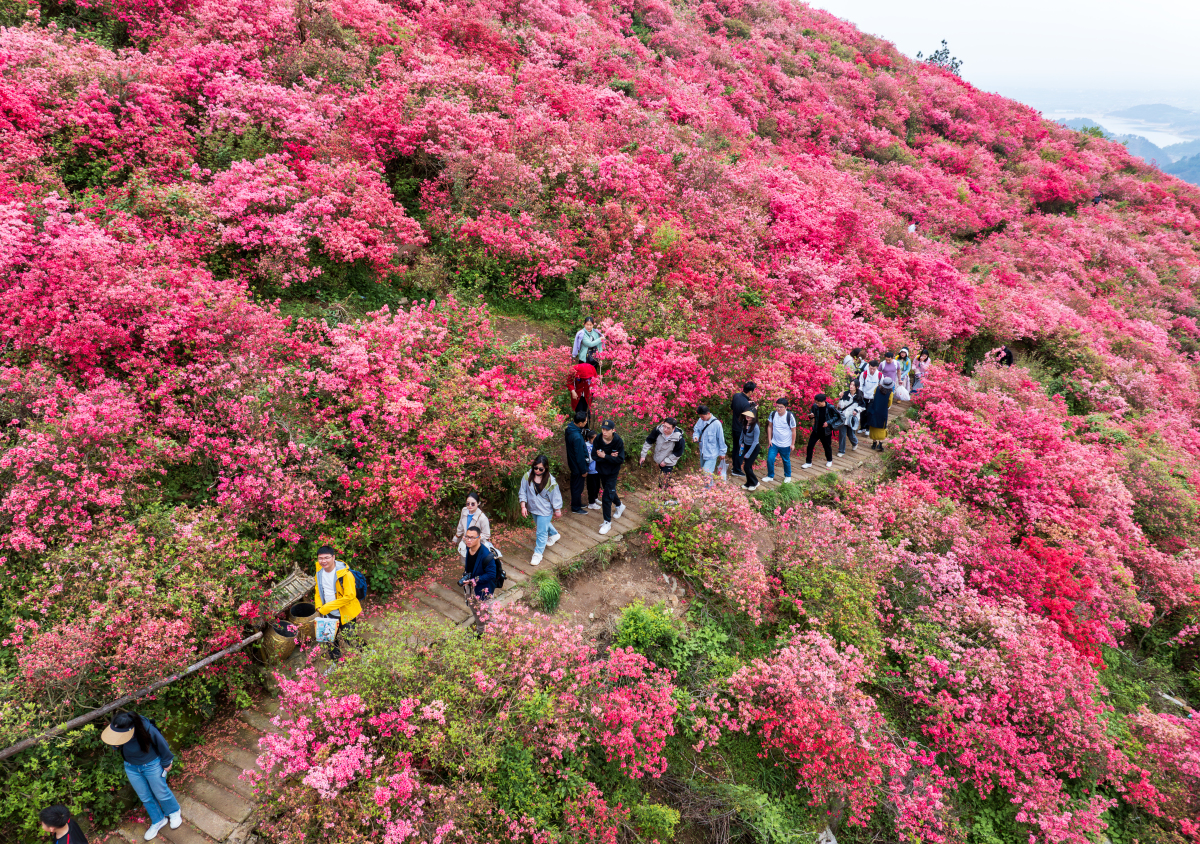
top-left (564, 410), bottom-right (591, 514)
top-left (592, 419), bottom-right (626, 533)
top-left (802, 393), bottom-right (837, 468)
top-left (460, 527), bottom-right (497, 599)
top-left (730, 380), bottom-right (756, 476)
top-left (39, 805), bottom-right (89, 844)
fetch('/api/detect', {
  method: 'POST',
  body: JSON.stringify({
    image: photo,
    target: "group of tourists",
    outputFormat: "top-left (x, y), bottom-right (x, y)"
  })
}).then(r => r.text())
top-left (31, 325), bottom-right (936, 842)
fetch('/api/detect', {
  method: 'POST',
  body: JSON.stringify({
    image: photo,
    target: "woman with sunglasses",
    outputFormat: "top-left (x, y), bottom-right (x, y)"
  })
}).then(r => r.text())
top-left (518, 454), bottom-right (563, 566)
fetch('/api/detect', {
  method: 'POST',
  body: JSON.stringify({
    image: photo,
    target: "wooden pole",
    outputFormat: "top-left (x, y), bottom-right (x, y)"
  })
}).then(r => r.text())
top-left (0, 631), bottom-right (263, 762)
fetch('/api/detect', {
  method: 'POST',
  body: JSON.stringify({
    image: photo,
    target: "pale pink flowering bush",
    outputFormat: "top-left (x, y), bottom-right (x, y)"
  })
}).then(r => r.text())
top-left (647, 474), bottom-right (770, 621)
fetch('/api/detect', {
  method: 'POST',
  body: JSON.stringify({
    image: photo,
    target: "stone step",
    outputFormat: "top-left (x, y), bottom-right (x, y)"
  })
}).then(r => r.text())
top-left (206, 759), bottom-right (257, 800)
top-left (237, 709), bottom-right (276, 734)
top-left (414, 590), bottom-right (470, 624)
top-left (425, 582), bottom-right (469, 609)
top-left (160, 820), bottom-right (217, 844)
top-left (255, 698), bottom-right (280, 716)
top-left (221, 747), bottom-right (262, 775)
top-left (229, 726), bottom-right (263, 754)
top-left (178, 794), bottom-right (235, 841)
top-left (188, 778), bottom-right (254, 823)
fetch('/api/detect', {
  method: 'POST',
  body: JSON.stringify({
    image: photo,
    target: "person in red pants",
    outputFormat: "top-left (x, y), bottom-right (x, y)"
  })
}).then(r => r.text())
top-left (568, 362), bottom-right (598, 415)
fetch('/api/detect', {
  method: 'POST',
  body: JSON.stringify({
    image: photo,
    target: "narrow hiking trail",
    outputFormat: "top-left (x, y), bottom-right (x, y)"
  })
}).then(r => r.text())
top-left (99, 398), bottom-right (909, 844)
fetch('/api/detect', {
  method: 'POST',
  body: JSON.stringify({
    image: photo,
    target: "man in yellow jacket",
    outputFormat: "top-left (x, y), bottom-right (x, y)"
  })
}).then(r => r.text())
top-left (314, 545), bottom-right (361, 661)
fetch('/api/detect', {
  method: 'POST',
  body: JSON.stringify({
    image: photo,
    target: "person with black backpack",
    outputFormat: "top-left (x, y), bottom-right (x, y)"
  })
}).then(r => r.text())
top-left (458, 526), bottom-right (499, 631)
top-left (762, 397), bottom-right (798, 483)
top-left (314, 545), bottom-right (363, 662)
top-left (101, 712), bottom-right (181, 840)
top-left (802, 393), bottom-right (837, 469)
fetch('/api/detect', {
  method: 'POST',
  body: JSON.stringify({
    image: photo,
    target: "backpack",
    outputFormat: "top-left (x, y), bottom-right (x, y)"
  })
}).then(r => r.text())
top-left (349, 569), bottom-right (368, 600)
top-left (494, 559), bottom-right (507, 591)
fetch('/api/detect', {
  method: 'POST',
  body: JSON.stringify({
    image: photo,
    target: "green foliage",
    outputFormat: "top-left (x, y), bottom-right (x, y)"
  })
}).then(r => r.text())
top-left (0, 720), bottom-right (129, 842)
top-left (651, 222), bottom-right (682, 253)
top-left (531, 570), bottom-right (563, 613)
top-left (609, 78), bottom-right (638, 98)
top-left (750, 471), bottom-right (844, 511)
top-left (776, 561), bottom-right (883, 656)
top-left (195, 126), bottom-right (280, 172)
top-left (723, 18), bottom-right (752, 39)
top-left (615, 601), bottom-right (681, 666)
top-left (629, 800), bottom-right (680, 843)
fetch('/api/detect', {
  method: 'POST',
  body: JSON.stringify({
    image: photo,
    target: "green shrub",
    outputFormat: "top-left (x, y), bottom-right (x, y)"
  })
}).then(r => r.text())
top-left (615, 601), bottom-right (680, 667)
top-left (531, 570), bottom-right (563, 613)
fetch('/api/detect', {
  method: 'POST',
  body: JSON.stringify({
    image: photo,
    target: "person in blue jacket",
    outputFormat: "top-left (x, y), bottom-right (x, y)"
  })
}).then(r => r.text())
top-left (692, 404), bottom-right (727, 483)
top-left (459, 526), bottom-right (497, 631)
top-left (102, 712), bottom-right (181, 841)
top-left (459, 526), bottom-right (496, 599)
top-left (565, 410), bottom-right (592, 514)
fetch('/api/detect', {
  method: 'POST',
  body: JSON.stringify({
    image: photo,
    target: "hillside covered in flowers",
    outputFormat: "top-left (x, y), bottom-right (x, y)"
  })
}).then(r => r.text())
top-left (2, 0), bottom-right (1200, 841)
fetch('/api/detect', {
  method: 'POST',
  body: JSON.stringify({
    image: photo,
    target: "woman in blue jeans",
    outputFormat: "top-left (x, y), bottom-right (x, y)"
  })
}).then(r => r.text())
top-left (102, 712), bottom-right (182, 841)
top-left (517, 454), bottom-right (563, 567)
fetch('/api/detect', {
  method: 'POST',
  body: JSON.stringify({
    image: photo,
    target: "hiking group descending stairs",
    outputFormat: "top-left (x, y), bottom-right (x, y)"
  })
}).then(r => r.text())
top-left (91, 330), bottom-right (912, 844)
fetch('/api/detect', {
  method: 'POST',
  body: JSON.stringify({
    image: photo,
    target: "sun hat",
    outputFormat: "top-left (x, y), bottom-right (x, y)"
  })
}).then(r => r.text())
top-left (742, 409), bottom-right (756, 419)
top-left (101, 718), bottom-right (136, 746)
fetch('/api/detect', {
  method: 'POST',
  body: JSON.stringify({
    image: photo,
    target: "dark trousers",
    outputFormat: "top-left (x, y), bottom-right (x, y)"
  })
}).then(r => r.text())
top-left (806, 427), bottom-right (833, 463)
top-left (586, 473), bottom-right (601, 504)
top-left (741, 446), bottom-right (760, 486)
top-left (731, 421), bottom-right (744, 473)
top-left (329, 620), bottom-right (357, 661)
top-left (569, 470), bottom-right (586, 510)
top-left (600, 473), bottom-right (622, 521)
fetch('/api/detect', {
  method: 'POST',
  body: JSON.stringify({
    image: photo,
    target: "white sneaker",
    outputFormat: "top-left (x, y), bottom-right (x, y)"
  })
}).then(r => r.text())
top-left (588, 501), bottom-right (601, 510)
top-left (530, 552), bottom-right (543, 566)
top-left (614, 503), bottom-right (626, 519)
top-left (826, 461), bottom-right (833, 467)
top-left (852, 443), bottom-right (859, 451)
top-left (599, 521), bottom-right (612, 535)
top-left (801, 463), bottom-right (813, 469)
top-left (546, 533), bottom-right (560, 547)
top-left (145, 820), bottom-right (168, 841)
top-left (744, 484), bottom-right (759, 491)
top-left (782, 477), bottom-right (793, 484)
top-left (762, 476), bottom-right (776, 484)
top-left (169, 812), bottom-right (182, 830)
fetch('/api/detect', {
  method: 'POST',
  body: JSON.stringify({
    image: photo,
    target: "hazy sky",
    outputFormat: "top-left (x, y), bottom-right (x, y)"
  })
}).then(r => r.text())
top-left (809, 0), bottom-right (1200, 112)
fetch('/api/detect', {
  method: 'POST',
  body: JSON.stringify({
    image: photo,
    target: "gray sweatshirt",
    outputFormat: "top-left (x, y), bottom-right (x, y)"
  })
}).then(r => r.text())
top-left (518, 471), bottom-right (562, 517)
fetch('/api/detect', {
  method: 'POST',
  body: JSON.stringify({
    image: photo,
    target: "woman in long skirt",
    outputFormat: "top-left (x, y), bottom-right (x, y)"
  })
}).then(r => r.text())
top-left (867, 377), bottom-right (894, 451)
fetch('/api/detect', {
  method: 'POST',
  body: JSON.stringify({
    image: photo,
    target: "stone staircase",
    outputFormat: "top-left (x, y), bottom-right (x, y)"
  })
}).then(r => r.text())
top-left (401, 487), bottom-right (653, 627)
top-left (94, 408), bottom-right (908, 843)
top-left (104, 699), bottom-right (280, 844)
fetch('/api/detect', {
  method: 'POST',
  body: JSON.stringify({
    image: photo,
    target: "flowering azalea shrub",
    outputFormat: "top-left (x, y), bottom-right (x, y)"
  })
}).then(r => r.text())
top-left (252, 608), bottom-right (678, 843)
top-left (646, 475), bottom-right (769, 621)
top-left (2, 0), bottom-right (1200, 839)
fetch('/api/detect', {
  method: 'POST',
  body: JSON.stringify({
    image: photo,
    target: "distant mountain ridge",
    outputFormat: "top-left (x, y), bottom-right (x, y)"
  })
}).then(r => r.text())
top-left (1057, 110), bottom-right (1200, 185)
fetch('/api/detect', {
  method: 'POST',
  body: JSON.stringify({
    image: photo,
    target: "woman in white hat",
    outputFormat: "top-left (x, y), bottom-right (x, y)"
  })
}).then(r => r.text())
top-left (102, 712), bottom-right (182, 840)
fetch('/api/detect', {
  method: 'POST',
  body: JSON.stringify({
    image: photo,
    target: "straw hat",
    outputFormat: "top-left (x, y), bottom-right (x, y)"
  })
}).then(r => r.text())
top-left (100, 720), bottom-right (136, 746)
top-left (741, 409), bottom-right (756, 419)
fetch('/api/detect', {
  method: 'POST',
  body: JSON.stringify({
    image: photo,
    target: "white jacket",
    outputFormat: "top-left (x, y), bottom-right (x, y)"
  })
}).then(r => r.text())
top-left (859, 369), bottom-right (881, 400)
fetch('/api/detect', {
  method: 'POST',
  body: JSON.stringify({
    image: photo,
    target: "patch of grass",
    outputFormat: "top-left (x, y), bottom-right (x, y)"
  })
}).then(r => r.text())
top-left (530, 570), bottom-right (563, 613)
top-left (559, 538), bottom-right (621, 583)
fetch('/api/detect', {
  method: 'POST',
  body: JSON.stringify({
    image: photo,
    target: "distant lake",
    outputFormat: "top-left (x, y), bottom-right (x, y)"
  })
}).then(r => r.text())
top-left (1048, 111), bottom-right (1194, 147)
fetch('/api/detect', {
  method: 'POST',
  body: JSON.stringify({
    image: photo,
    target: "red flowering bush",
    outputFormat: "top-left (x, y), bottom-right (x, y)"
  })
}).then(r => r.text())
top-left (2, 0), bottom-right (1200, 839)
